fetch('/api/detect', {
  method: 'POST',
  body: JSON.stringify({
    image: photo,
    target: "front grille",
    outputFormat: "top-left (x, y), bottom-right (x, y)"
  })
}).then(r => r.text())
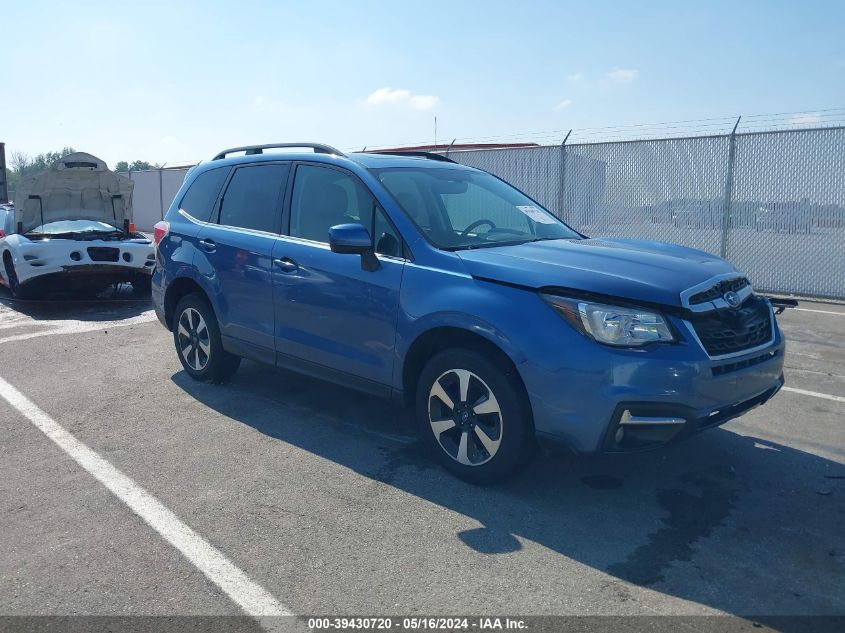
top-left (688, 295), bottom-right (772, 357)
top-left (712, 349), bottom-right (778, 376)
top-left (87, 247), bottom-right (120, 262)
top-left (688, 277), bottom-right (750, 305)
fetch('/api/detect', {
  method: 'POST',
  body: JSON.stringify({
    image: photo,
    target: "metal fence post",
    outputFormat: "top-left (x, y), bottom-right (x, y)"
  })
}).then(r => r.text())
top-left (158, 167), bottom-right (165, 222)
top-left (557, 130), bottom-right (572, 220)
top-left (720, 116), bottom-right (741, 259)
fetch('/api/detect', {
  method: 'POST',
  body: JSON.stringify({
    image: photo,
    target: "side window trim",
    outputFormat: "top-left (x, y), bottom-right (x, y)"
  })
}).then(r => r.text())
top-left (215, 161), bottom-right (291, 235)
top-left (209, 166), bottom-right (237, 224)
top-left (372, 204), bottom-right (409, 261)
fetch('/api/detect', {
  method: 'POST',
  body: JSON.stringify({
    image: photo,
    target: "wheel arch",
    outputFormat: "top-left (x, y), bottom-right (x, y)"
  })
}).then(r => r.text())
top-left (401, 326), bottom-right (532, 426)
top-left (163, 275), bottom-right (212, 330)
top-left (1, 248), bottom-right (12, 282)
top-left (2, 248), bottom-right (18, 283)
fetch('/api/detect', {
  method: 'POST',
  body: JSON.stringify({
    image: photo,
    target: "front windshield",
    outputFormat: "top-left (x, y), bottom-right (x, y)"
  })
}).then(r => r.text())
top-left (375, 167), bottom-right (581, 249)
top-left (28, 219), bottom-right (121, 235)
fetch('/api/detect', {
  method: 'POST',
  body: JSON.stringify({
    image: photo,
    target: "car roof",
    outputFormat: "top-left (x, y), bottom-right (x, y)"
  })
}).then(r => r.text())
top-left (346, 152), bottom-right (471, 170)
top-left (194, 148), bottom-right (474, 175)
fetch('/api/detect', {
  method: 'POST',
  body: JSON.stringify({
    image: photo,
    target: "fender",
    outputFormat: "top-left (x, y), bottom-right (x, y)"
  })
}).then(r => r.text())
top-left (157, 251), bottom-right (220, 330)
top-left (2, 234), bottom-right (30, 265)
top-left (392, 263), bottom-right (533, 391)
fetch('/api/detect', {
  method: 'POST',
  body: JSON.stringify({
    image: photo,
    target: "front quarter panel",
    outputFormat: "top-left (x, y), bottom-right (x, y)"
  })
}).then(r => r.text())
top-left (394, 263), bottom-right (605, 439)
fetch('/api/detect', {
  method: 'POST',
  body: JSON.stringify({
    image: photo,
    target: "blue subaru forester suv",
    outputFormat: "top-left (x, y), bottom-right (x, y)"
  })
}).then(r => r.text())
top-left (152, 143), bottom-right (785, 483)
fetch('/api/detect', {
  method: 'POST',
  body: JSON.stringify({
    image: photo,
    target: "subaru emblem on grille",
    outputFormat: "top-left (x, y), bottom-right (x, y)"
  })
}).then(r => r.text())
top-left (723, 290), bottom-right (741, 308)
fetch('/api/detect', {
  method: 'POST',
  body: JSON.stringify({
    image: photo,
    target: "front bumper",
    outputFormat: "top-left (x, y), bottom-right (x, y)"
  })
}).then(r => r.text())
top-left (522, 306), bottom-right (786, 454)
top-left (12, 239), bottom-right (155, 286)
top-left (599, 375), bottom-right (783, 451)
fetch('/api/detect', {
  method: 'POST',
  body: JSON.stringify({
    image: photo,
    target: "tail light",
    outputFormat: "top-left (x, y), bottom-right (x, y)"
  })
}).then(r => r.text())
top-left (153, 221), bottom-right (169, 247)
top-left (127, 222), bottom-right (136, 234)
top-left (0, 229), bottom-right (5, 238)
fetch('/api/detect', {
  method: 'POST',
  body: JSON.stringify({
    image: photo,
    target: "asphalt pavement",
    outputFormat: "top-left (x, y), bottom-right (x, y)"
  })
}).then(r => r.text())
top-left (0, 288), bottom-right (843, 629)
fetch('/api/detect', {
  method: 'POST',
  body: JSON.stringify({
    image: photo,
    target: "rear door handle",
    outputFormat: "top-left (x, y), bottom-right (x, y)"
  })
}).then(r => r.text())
top-left (198, 238), bottom-right (216, 253)
top-left (274, 257), bottom-right (299, 273)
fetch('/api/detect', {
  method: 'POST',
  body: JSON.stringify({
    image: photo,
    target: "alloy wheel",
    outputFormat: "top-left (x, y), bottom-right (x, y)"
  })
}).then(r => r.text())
top-left (428, 368), bottom-right (503, 466)
top-left (177, 307), bottom-right (211, 371)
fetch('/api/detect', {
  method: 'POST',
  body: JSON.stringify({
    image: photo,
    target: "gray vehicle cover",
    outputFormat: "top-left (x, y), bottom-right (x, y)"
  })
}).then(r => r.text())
top-left (14, 152), bottom-right (133, 233)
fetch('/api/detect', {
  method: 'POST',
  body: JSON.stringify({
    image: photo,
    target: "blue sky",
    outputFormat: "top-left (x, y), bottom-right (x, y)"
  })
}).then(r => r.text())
top-left (3, 0), bottom-right (844, 166)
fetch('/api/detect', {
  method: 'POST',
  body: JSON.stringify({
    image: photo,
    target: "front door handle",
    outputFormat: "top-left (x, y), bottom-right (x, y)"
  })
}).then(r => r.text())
top-left (198, 238), bottom-right (216, 253)
top-left (274, 257), bottom-right (299, 273)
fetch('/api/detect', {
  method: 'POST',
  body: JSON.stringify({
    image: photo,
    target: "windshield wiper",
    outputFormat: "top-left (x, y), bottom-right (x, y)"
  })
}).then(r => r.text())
top-left (455, 236), bottom-right (566, 251)
top-left (26, 229), bottom-right (127, 241)
top-left (76, 229), bottom-right (127, 240)
top-left (97, 230), bottom-right (126, 238)
top-left (457, 239), bottom-right (534, 250)
top-left (25, 231), bottom-right (80, 240)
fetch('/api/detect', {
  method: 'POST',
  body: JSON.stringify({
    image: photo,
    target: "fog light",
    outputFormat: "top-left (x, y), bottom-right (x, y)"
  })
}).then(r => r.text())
top-left (122, 252), bottom-right (132, 262)
top-left (70, 251), bottom-right (82, 261)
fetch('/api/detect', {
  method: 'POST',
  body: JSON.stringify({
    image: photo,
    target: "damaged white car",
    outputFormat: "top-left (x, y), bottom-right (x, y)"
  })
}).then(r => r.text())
top-left (1, 152), bottom-right (154, 298)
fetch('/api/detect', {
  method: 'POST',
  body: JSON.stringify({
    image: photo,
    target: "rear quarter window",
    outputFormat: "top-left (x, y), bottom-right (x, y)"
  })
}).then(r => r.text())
top-left (179, 167), bottom-right (230, 222)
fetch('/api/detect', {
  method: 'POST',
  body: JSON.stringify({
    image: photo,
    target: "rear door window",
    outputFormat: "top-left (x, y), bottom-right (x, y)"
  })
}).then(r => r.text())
top-left (218, 164), bottom-right (289, 233)
top-left (179, 167), bottom-right (230, 222)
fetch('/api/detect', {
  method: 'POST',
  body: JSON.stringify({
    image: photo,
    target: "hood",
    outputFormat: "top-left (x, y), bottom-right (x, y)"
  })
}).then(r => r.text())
top-left (456, 237), bottom-right (738, 307)
top-left (14, 152), bottom-right (133, 233)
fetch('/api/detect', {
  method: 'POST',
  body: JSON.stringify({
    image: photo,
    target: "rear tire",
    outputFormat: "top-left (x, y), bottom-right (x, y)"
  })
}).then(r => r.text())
top-left (173, 293), bottom-right (240, 383)
top-left (415, 349), bottom-right (533, 484)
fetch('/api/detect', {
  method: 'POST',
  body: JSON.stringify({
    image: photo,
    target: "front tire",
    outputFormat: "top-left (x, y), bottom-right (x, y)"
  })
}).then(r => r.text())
top-left (173, 294), bottom-right (240, 383)
top-left (416, 349), bottom-right (533, 484)
top-left (2, 252), bottom-right (33, 300)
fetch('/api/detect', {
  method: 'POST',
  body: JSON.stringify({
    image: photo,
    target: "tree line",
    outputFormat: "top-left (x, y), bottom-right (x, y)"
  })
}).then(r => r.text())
top-left (3, 147), bottom-right (161, 201)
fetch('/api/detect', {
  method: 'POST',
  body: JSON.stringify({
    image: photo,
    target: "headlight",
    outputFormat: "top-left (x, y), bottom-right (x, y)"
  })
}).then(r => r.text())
top-left (541, 294), bottom-right (675, 347)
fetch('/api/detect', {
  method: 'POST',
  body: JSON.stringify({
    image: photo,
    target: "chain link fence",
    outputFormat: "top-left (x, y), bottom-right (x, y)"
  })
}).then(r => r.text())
top-left (447, 126), bottom-right (845, 299)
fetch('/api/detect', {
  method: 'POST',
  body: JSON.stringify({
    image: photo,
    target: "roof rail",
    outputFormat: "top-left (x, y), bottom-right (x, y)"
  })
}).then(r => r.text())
top-left (369, 150), bottom-right (457, 164)
top-left (212, 143), bottom-right (346, 161)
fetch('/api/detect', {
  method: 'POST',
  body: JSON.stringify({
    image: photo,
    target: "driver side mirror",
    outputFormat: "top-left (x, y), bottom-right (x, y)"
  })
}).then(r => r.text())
top-left (328, 223), bottom-right (379, 272)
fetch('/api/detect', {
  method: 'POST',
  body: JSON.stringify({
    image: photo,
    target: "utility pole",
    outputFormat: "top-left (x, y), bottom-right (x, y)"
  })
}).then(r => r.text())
top-left (434, 116), bottom-right (438, 151)
top-left (0, 142), bottom-right (8, 204)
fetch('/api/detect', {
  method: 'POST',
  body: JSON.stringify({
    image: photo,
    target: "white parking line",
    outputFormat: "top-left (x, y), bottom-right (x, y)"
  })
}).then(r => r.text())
top-left (794, 307), bottom-right (845, 316)
top-left (782, 386), bottom-right (845, 404)
top-left (0, 375), bottom-right (291, 623)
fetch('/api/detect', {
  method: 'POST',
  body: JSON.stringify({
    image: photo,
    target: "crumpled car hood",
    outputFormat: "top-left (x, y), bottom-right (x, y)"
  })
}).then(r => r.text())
top-left (14, 152), bottom-right (133, 233)
top-left (456, 237), bottom-right (739, 307)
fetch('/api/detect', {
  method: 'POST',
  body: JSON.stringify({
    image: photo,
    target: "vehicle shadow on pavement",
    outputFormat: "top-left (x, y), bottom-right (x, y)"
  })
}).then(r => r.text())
top-left (171, 362), bottom-right (845, 619)
top-left (0, 284), bottom-right (151, 322)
